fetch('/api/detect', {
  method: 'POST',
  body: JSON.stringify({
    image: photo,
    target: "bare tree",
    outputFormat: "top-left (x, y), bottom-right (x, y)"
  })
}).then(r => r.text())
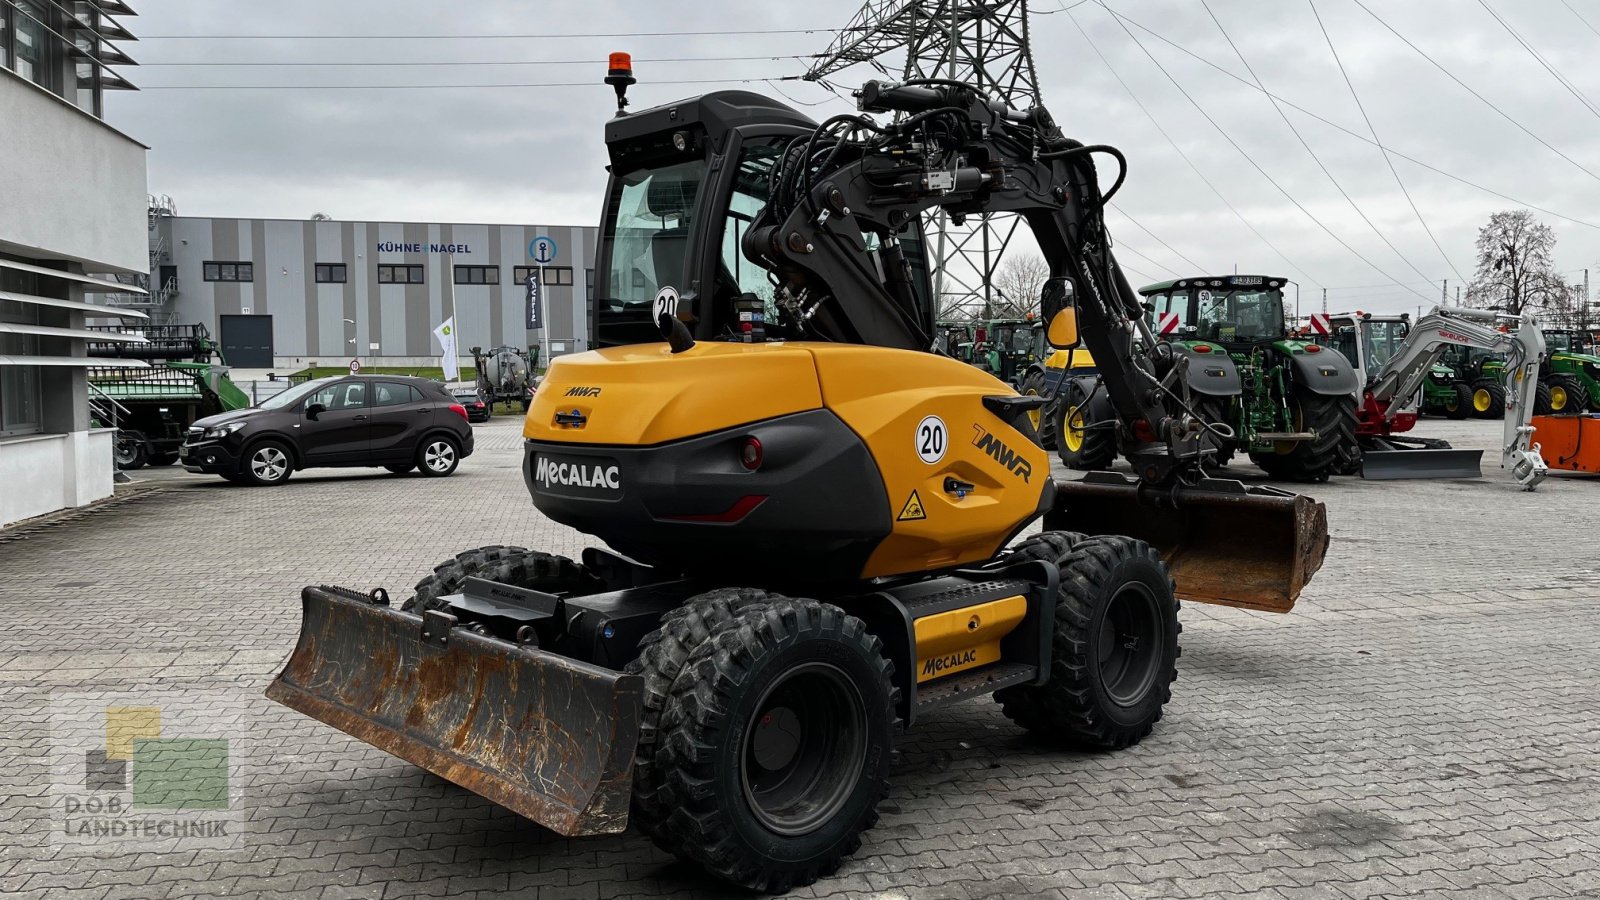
top-left (1465, 210), bottom-right (1568, 316)
top-left (991, 252), bottom-right (1051, 318)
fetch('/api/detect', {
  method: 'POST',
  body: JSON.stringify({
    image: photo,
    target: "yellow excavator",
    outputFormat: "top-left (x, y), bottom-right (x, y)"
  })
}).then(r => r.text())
top-left (268, 59), bottom-right (1329, 892)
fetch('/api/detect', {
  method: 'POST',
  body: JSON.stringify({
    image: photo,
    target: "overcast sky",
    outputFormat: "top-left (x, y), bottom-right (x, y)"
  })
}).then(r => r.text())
top-left (110, 0), bottom-right (1600, 315)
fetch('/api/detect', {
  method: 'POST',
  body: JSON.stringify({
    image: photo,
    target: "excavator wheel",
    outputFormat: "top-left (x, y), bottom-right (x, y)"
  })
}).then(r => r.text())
top-left (995, 534), bottom-right (1179, 751)
top-left (401, 546), bottom-right (601, 613)
top-left (626, 587), bottom-right (771, 851)
top-left (653, 594), bottom-right (897, 893)
top-left (1544, 375), bottom-right (1589, 415)
top-left (1056, 383), bottom-right (1118, 471)
top-left (1249, 391), bottom-right (1358, 483)
top-left (1018, 369), bottom-right (1057, 450)
top-left (1471, 381), bottom-right (1505, 419)
top-left (1442, 382), bottom-right (1473, 420)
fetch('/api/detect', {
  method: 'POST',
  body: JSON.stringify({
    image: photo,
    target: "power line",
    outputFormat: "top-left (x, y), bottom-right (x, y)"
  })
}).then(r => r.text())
top-left (1102, 3), bottom-right (1427, 294)
top-left (1111, 242), bottom-right (1178, 278)
top-left (1310, 0), bottom-right (1465, 284)
top-left (1563, 0), bottom-right (1600, 43)
top-left (1200, 0), bottom-right (1439, 292)
top-left (1351, 0), bottom-right (1600, 187)
top-left (140, 27), bottom-right (849, 40)
top-left (1097, 6), bottom-right (1600, 231)
top-left (1476, 0), bottom-right (1600, 120)
top-left (1068, 10), bottom-right (1322, 289)
top-left (1107, 204), bottom-right (1204, 271)
top-left (139, 55), bottom-right (803, 67)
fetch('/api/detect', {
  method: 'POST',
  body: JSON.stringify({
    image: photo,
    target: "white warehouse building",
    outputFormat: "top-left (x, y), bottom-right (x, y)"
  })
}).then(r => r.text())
top-left (148, 215), bottom-right (599, 370)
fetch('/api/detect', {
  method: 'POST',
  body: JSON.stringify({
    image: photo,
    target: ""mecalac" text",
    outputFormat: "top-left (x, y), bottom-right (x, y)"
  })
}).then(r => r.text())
top-left (535, 457), bottom-right (620, 491)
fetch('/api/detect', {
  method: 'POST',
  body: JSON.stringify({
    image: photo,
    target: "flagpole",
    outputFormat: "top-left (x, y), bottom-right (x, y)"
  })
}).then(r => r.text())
top-left (447, 252), bottom-right (459, 379)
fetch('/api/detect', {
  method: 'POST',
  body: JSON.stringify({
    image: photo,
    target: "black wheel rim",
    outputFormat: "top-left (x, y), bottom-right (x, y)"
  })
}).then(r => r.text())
top-left (740, 661), bottom-right (867, 836)
top-left (1097, 583), bottom-right (1163, 706)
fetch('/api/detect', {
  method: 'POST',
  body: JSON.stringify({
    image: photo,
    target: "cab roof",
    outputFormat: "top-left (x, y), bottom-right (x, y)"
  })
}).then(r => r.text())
top-left (1138, 275), bottom-right (1288, 295)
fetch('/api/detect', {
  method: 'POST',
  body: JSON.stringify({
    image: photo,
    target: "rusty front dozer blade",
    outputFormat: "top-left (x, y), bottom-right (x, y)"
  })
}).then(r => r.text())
top-left (265, 585), bottom-right (642, 836)
top-left (1046, 472), bottom-right (1329, 613)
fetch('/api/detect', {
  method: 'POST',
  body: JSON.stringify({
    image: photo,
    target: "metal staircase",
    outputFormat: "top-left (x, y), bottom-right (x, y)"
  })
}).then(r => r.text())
top-left (104, 196), bottom-right (179, 323)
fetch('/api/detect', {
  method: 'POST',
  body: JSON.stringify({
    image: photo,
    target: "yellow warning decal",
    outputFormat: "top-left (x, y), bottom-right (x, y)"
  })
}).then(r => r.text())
top-left (897, 490), bottom-right (927, 521)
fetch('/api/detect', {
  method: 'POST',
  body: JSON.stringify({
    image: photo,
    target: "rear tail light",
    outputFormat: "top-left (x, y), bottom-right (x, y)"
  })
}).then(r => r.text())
top-left (448, 403), bottom-right (469, 421)
top-left (1305, 344), bottom-right (1322, 353)
top-left (1193, 344), bottom-right (1213, 354)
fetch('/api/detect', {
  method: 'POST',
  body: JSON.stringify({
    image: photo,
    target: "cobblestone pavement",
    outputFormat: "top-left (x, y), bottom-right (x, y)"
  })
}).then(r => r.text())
top-left (1, 416), bottom-right (1597, 899)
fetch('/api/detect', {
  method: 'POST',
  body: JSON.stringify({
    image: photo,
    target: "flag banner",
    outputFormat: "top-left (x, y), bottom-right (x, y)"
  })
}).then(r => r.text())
top-left (526, 270), bottom-right (543, 330)
top-left (433, 317), bottom-right (459, 381)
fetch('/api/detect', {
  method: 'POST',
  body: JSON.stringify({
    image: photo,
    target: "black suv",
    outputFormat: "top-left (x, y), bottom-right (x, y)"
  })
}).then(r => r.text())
top-left (181, 375), bottom-right (475, 485)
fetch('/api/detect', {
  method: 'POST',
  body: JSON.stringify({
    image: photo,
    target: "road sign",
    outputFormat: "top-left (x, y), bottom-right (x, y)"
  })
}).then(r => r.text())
top-left (349, 359), bottom-right (362, 375)
top-left (1157, 311), bottom-right (1181, 335)
top-left (1309, 313), bottom-right (1331, 335)
top-left (529, 236), bottom-right (558, 265)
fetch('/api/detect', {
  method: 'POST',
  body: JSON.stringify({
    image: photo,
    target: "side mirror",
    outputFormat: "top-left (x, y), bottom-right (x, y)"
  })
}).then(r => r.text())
top-left (305, 402), bottom-right (325, 420)
top-left (1040, 276), bottom-right (1080, 349)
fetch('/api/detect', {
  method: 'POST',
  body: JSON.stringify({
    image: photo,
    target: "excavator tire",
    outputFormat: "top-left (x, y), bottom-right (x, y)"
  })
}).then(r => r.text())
top-left (626, 587), bottom-right (771, 850)
top-left (1249, 390), bottom-right (1358, 483)
top-left (653, 594), bottom-right (896, 893)
top-left (1545, 375), bottom-right (1589, 415)
top-left (402, 546), bottom-right (601, 613)
top-left (1471, 381), bottom-right (1505, 419)
top-left (1056, 383), bottom-right (1118, 471)
top-left (1018, 369), bottom-right (1058, 450)
top-left (1443, 382), bottom-right (1473, 420)
top-left (995, 534), bottom-right (1179, 750)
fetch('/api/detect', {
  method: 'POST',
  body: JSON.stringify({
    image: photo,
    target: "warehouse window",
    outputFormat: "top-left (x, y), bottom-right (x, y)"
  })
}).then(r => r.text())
top-left (315, 263), bottom-right (347, 284)
top-left (515, 266), bottom-right (573, 286)
top-left (453, 265), bottom-right (500, 286)
top-left (203, 261), bottom-right (254, 283)
top-left (377, 264), bottom-right (424, 285)
top-left (586, 268), bottom-right (595, 302)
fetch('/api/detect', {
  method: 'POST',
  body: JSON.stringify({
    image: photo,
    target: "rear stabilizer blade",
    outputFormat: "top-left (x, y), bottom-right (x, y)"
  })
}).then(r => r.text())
top-left (266, 585), bottom-right (642, 836)
top-left (1360, 448), bottom-right (1483, 481)
top-left (1046, 473), bottom-right (1328, 613)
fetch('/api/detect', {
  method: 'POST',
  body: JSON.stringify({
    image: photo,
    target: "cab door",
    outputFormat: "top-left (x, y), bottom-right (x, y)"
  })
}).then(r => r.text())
top-left (300, 379), bottom-right (372, 463)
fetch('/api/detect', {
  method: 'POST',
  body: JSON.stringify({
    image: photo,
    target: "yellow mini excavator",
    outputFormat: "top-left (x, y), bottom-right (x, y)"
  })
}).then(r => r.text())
top-left (268, 58), bottom-right (1329, 892)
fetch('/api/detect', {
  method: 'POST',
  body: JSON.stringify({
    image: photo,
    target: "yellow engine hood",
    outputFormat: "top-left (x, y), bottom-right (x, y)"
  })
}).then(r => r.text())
top-left (524, 343), bottom-right (825, 445)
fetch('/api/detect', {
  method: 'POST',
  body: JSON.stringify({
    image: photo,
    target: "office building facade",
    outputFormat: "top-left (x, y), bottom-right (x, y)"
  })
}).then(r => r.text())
top-left (1, 1), bottom-right (147, 527)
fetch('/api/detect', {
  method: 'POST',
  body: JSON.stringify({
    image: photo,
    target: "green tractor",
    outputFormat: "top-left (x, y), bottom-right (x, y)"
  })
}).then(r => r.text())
top-left (1437, 344), bottom-right (1508, 418)
top-left (1538, 329), bottom-right (1600, 414)
top-left (1140, 275), bottom-right (1360, 481)
top-left (970, 317), bottom-right (1035, 386)
top-left (933, 319), bottom-right (974, 363)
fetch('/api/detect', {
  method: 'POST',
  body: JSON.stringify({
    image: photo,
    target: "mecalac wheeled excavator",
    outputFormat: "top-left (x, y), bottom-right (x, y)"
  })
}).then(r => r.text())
top-left (268, 57), bottom-right (1330, 892)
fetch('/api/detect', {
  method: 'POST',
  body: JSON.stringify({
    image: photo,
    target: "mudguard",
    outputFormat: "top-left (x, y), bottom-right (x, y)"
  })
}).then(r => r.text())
top-left (1285, 349), bottom-right (1361, 396)
top-left (1172, 346), bottom-right (1241, 397)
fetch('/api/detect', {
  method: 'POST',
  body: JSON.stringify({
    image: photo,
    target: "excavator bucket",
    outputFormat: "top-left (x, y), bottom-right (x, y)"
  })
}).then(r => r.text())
top-left (266, 585), bottom-right (642, 836)
top-left (1047, 473), bottom-right (1328, 613)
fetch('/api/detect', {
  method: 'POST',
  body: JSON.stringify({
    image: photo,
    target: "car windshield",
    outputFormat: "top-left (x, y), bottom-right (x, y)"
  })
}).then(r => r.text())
top-left (1195, 288), bottom-right (1286, 342)
top-left (258, 377), bottom-right (340, 410)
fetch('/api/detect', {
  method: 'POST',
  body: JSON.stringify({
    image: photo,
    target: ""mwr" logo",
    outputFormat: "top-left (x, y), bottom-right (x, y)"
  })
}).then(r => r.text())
top-left (971, 425), bottom-right (1032, 482)
top-left (564, 386), bottom-right (601, 397)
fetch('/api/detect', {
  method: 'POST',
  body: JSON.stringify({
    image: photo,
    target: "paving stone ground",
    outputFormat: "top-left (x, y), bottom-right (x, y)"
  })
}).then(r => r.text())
top-left (1, 416), bottom-right (1597, 899)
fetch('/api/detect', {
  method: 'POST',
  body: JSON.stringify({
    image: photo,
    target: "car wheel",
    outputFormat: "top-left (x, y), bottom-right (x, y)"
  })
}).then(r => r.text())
top-left (243, 440), bottom-right (294, 486)
top-left (417, 436), bottom-right (460, 477)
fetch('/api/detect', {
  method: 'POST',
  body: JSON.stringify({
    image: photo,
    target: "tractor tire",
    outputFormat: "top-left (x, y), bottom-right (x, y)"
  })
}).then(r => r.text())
top-left (1018, 369), bottom-right (1057, 450)
top-left (1249, 391), bottom-right (1358, 483)
top-left (402, 546), bottom-right (601, 614)
top-left (653, 595), bottom-right (897, 892)
top-left (241, 439), bottom-right (294, 486)
top-left (1545, 375), bottom-right (1589, 415)
top-left (1056, 385), bottom-right (1118, 471)
top-left (1442, 382), bottom-right (1473, 420)
top-left (626, 588), bottom-right (771, 850)
top-left (994, 535), bottom-right (1179, 751)
top-left (1535, 380), bottom-right (1554, 415)
top-left (1471, 381), bottom-right (1505, 419)
top-left (114, 435), bottom-right (148, 470)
